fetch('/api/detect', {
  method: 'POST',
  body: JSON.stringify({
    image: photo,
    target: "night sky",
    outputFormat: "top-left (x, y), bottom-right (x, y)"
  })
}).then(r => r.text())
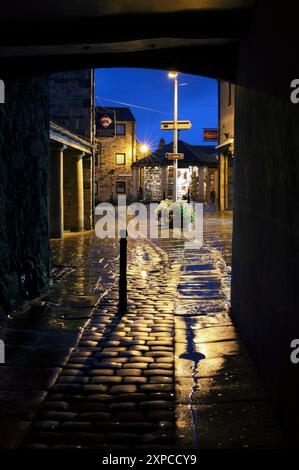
top-left (95, 68), bottom-right (218, 152)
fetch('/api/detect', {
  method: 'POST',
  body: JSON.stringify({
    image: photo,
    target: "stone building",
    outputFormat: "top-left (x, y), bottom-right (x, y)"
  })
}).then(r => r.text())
top-left (216, 81), bottom-right (235, 211)
top-left (49, 122), bottom-right (93, 238)
top-left (94, 107), bottom-right (136, 203)
top-left (49, 70), bottom-right (95, 141)
top-left (133, 140), bottom-right (218, 202)
top-left (49, 70), bottom-right (95, 234)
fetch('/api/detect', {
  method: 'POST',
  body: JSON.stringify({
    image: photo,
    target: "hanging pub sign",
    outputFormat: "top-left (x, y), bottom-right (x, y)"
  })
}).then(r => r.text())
top-left (203, 128), bottom-right (219, 141)
top-left (96, 110), bottom-right (116, 138)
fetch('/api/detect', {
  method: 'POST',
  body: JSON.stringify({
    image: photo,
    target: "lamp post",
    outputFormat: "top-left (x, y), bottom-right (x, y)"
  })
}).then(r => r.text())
top-left (168, 72), bottom-right (179, 202)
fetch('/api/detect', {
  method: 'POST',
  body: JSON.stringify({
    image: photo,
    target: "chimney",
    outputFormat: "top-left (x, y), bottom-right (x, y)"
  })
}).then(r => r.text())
top-left (159, 138), bottom-right (166, 148)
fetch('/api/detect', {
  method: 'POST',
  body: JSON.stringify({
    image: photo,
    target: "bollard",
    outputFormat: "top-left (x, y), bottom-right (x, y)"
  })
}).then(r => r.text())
top-left (118, 230), bottom-right (128, 315)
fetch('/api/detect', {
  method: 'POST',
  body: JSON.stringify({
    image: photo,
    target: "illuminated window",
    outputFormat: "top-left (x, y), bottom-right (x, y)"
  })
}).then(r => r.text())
top-left (116, 181), bottom-right (126, 194)
top-left (116, 124), bottom-right (126, 135)
top-left (116, 153), bottom-right (126, 165)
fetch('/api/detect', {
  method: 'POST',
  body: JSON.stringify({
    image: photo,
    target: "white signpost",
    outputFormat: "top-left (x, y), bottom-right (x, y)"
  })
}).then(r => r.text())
top-left (161, 120), bottom-right (192, 131)
top-left (166, 152), bottom-right (185, 160)
top-left (165, 72), bottom-right (192, 202)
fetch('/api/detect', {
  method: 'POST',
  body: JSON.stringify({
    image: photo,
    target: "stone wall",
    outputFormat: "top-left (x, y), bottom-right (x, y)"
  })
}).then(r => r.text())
top-left (50, 71), bottom-right (95, 232)
top-left (219, 81), bottom-right (235, 211)
top-left (95, 121), bottom-right (136, 203)
top-left (231, 0), bottom-right (299, 442)
top-left (63, 152), bottom-right (73, 231)
top-left (143, 167), bottom-right (163, 201)
top-left (233, 86), bottom-right (299, 440)
top-left (49, 70), bottom-right (94, 141)
top-left (83, 155), bottom-right (93, 230)
top-left (219, 81), bottom-right (235, 142)
top-left (0, 76), bottom-right (50, 321)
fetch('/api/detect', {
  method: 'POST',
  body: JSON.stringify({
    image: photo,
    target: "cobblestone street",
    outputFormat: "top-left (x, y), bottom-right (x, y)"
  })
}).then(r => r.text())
top-left (23, 237), bottom-right (178, 449)
top-left (0, 207), bottom-right (287, 449)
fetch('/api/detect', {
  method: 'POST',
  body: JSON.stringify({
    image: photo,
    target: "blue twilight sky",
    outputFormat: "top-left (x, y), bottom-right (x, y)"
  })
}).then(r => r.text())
top-left (95, 68), bottom-right (218, 152)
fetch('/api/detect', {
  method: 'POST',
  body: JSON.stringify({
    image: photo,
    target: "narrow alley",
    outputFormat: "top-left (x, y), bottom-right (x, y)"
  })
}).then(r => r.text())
top-left (0, 208), bottom-right (286, 449)
top-left (1, 0), bottom-right (299, 457)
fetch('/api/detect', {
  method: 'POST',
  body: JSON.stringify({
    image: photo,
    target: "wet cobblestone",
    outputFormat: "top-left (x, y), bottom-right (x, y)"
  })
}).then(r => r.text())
top-left (24, 238), bottom-right (178, 449)
top-left (0, 207), bottom-right (286, 449)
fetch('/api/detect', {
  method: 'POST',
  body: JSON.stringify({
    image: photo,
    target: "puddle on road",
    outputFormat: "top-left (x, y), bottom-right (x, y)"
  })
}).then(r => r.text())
top-left (180, 315), bottom-right (206, 448)
top-left (177, 250), bottom-right (231, 448)
top-left (174, 210), bottom-right (233, 447)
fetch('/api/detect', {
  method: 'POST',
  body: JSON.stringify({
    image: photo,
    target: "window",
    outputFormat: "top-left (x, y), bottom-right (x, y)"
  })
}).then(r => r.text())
top-left (116, 181), bottom-right (126, 194)
top-left (116, 153), bottom-right (126, 165)
top-left (116, 123), bottom-right (126, 136)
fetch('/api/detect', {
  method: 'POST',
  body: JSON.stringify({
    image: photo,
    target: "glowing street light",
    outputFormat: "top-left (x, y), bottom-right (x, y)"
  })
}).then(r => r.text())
top-left (140, 144), bottom-right (150, 155)
top-left (137, 142), bottom-right (150, 158)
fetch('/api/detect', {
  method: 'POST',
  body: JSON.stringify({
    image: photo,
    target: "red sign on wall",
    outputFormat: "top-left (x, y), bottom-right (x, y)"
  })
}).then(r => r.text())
top-left (203, 129), bottom-right (219, 141)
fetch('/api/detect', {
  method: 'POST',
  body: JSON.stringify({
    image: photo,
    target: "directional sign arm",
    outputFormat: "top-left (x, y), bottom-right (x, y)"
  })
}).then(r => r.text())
top-left (161, 120), bottom-right (192, 130)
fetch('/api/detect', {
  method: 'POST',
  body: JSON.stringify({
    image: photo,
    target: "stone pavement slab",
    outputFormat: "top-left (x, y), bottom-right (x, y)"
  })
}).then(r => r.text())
top-left (0, 367), bottom-right (62, 391)
top-left (5, 345), bottom-right (73, 367)
top-left (0, 328), bottom-right (80, 348)
top-left (0, 233), bottom-right (120, 449)
top-left (176, 376), bottom-right (267, 405)
top-left (0, 392), bottom-right (47, 420)
top-left (175, 340), bottom-right (246, 377)
top-left (174, 246), bottom-right (287, 449)
top-left (177, 402), bottom-right (287, 449)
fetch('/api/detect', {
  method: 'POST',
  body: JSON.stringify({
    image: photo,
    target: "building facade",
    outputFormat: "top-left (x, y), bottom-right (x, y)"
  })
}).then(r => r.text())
top-left (49, 122), bottom-right (93, 238)
top-left (49, 70), bottom-right (95, 141)
top-left (133, 140), bottom-right (218, 203)
top-left (49, 70), bottom-right (95, 234)
top-left (217, 80), bottom-right (235, 211)
top-left (94, 107), bottom-right (137, 203)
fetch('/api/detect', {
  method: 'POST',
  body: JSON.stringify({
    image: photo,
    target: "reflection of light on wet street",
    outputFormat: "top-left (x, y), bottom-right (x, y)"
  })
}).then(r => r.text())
top-left (180, 316), bottom-right (206, 448)
top-left (42, 207), bottom-right (232, 333)
top-left (5, 207), bottom-right (285, 449)
top-left (203, 208), bottom-right (233, 267)
top-left (154, 206), bottom-right (233, 448)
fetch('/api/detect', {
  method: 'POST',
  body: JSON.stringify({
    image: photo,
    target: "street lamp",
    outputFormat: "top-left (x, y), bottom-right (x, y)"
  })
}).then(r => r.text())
top-left (168, 71), bottom-right (179, 202)
top-left (140, 144), bottom-right (150, 155)
top-left (137, 142), bottom-right (150, 157)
